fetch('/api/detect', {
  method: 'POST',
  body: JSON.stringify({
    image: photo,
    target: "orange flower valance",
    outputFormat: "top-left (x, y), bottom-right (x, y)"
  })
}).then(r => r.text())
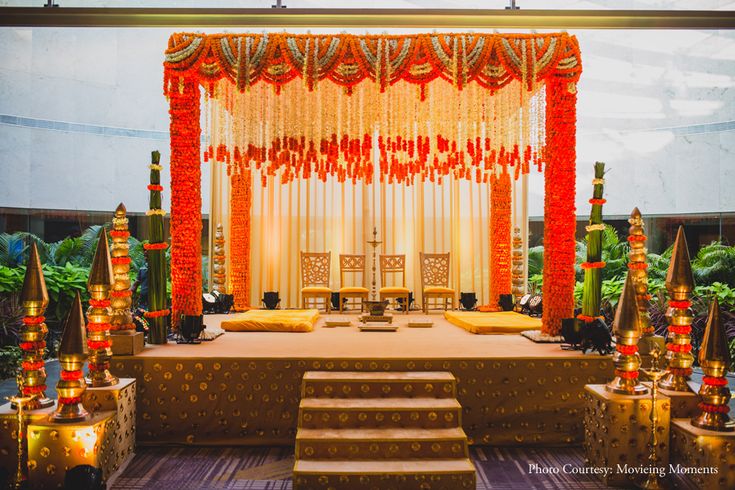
top-left (164, 32), bottom-right (581, 93)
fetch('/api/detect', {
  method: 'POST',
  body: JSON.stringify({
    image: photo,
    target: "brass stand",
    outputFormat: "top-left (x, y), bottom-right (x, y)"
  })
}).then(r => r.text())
top-left (6, 385), bottom-right (33, 490)
top-left (639, 347), bottom-right (667, 490)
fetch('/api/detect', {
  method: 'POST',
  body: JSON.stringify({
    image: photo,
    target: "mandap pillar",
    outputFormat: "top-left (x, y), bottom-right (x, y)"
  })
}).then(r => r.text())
top-left (541, 78), bottom-right (577, 336)
top-left (168, 75), bottom-right (203, 321)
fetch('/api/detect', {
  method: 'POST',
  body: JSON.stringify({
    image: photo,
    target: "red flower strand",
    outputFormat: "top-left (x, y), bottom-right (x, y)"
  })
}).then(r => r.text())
top-left (669, 300), bottom-right (692, 309)
top-left (23, 316), bottom-right (46, 325)
top-left (109, 230), bottom-right (131, 239)
top-left (19, 341), bottom-right (45, 351)
top-left (89, 299), bottom-right (111, 308)
top-left (702, 376), bottom-right (728, 387)
top-left (58, 397), bottom-right (82, 405)
top-left (668, 325), bottom-right (692, 335)
top-left (143, 242), bottom-right (169, 251)
top-left (628, 262), bottom-right (648, 270)
top-left (668, 367), bottom-right (693, 376)
top-left (111, 256), bottom-right (131, 265)
top-left (147, 184), bottom-right (164, 191)
top-left (581, 261), bottom-right (605, 269)
top-left (614, 369), bottom-right (639, 379)
top-left (60, 370), bottom-right (84, 381)
top-left (627, 235), bottom-right (647, 242)
top-left (667, 343), bottom-right (693, 353)
top-left (87, 322), bottom-right (112, 332)
top-left (699, 403), bottom-right (730, 414)
top-left (588, 198), bottom-right (606, 205)
top-left (111, 290), bottom-right (133, 298)
top-left (616, 344), bottom-right (638, 355)
top-left (21, 361), bottom-right (44, 371)
top-left (87, 340), bottom-right (112, 350)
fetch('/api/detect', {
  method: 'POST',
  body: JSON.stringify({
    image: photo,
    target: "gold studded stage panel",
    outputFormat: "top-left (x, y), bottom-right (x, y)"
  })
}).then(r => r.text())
top-left (113, 314), bottom-right (612, 446)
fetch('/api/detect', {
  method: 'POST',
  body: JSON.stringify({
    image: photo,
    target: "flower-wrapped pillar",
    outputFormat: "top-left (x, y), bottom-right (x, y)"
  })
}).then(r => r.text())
top-left (109, 203), bottom-right (135, 334)
top-left (212, 223), bottom-right (227, 293)
top-left (146, 151), bottom-right (170, 344)
top-left (578, 162), bottom-right (606, 324)
top-left (52, 292), bottom-right (90, 422)
top-left (230, 170), bottom-right (251, 310)
top-left (489, 171), bottom-right (512, 310)
top-left (168, 76), bottom-right (203, 322)
top-left (542, 78), bottom-right (578, 336)
top-left (15, 242), bottom-right (54, 409)
top-left (511, 227), bottom-right (524, 311)
top-left (86, 231), bottom-right (118, 387)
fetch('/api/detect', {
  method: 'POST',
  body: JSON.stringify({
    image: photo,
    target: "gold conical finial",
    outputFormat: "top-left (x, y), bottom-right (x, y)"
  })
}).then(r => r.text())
top-left (614, 273), bottom-right (640, 337)
top-left (630, 207), bottom-right (641, 220)
top-left (665, 225), bottom-right (694, 300)
top-left (606, 273), bottom-right (648, 395)
top-left (691, 298), bottom-right (734, 431)
top-left (699, 298), bottom-right (730, 371)
top-left (59, 292), bottom-right (88, 357)
top-left (115, 202), bottom-right (126, 217)
top-left (52, 291), bottom-right (90, 423)
top-left (20, 242), bottom-right (48, 317)
top-left (88, 229), bottom-right (114, 293)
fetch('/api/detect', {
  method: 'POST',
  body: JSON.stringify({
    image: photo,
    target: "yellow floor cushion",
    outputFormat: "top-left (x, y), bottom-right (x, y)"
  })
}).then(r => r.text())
top-left (380, 286), bottom-right (410, 294)
top-left (444, 310), bottom-right (541, 334)
top-left (301, 286), bottom-right (332, 294)
top-left (339, 286), bottom-right (369, 294)
top-left (424, 286), bottom-right (455, 294)
top-left (221, 309), bottom-right (320, 332)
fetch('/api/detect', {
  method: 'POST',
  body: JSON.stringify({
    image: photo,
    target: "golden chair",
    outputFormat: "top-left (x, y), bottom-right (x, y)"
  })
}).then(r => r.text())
top-left (338, 254), bottom-right (369, 313)
top-left (300, 251), bottom-right (332, 313)
top-left (379, 254), bottom-right (410, 314)
top-left (420, 252), bottom-right (455, 313)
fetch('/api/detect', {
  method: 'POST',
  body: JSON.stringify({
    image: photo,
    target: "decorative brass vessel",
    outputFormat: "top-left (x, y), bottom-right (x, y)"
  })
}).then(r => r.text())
top-left (52, 292), bottom-right (90, 423)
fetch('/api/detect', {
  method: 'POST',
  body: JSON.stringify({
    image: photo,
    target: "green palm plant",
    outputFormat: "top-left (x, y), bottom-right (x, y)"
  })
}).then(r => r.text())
top-left (692, 242), bottom-right (735, 287)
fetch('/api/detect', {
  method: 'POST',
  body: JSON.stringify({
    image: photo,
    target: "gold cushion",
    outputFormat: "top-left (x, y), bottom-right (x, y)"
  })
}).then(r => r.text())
top-left (302, 286), bottom-right (332, 294)
top-left (221, 309), bottom-right (319, 332)
top-left (339, 286), bottom-right (369, 294)
top-left (379, 286), bottom-right (410, 294)
top-left (424, 286), bottom-right (455, 294)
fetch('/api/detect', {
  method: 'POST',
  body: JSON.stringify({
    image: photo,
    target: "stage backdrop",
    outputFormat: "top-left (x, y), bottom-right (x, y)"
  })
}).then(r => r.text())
top-left (164, 32), bottom-right (581, 334)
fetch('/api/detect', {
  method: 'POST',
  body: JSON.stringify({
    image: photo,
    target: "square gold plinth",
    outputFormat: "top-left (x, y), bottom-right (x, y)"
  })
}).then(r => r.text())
top-left (26, 410), bottom-right (117, 490)
top-left (670, 418), bottom-right (735, 490)
top-left (584, 384), bottom-right (671, 487)
top-left (0, 403), bottom-right (55, 478)
top-left (83, 378), bottom-right (136, 476)
top-left (111, 331), bottom-right (144, 355)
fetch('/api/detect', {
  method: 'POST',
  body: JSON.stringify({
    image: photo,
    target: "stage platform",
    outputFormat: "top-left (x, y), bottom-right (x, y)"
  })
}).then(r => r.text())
top-left (113, 312), bottom-right (612, 447)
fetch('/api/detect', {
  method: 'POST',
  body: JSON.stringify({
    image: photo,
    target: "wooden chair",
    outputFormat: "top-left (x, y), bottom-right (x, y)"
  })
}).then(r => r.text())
top-left (379, 254), bottom-right (410, 314)
top-left (420, 252), bottom-right (455, 313)
top-left (300, 251), bottom-right (332, 313)
top-left (338, 254), bottom-right (369, 313)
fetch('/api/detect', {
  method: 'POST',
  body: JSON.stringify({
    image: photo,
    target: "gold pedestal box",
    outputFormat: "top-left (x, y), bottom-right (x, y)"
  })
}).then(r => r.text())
top-left (670, 418), bottom-right (735, 490)
top-left (26, 410), bottom-right (117, 489)
top-left (83, 377), bottom-right (136, 476)
top-left (0, 404), bottom-right (55, 478)
top-left (584, 384), bottom-right (671, 487)
top-left (111, 331), bottom-right (144, 356)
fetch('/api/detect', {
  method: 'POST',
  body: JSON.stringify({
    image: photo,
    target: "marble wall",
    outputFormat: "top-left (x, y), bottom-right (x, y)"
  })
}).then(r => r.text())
top-left (0, 27), bottom-right (733, 217)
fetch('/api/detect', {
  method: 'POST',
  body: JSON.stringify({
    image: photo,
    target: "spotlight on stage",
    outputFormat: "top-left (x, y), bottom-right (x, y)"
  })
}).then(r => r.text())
top-left (499, 294), bottom-right (514, 312)
top-left (262, 291), bottom-right (281, 310)
top-left (395, 292), bottom-right (414, 311)
top-left (561, 316), bottom-right (582, 348)
top-left (330, 292), bottom-right (347, 311)
top-left (459, 292), bottom-right (477, 311)
top-left (211, 290), bottom-right (234, 313)
top-left (204, 291), bottom-right (234, 314)
top-left (528, 294), bottom-right (543, 317)
top-left (519, 293), bottom-right (532, 314)
top-left (64, 465), bottom-right (104, 490)
top-left (178, 315), bottom-right (204, 344)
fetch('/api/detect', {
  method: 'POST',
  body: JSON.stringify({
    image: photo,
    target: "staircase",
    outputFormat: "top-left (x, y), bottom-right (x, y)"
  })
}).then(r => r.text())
top-left (293, 371), bottom-right (476, 490)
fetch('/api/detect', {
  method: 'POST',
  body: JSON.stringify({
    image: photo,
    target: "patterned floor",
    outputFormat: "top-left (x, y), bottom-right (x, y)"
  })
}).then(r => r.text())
top-left (110, 446), bottom-right (698, 490)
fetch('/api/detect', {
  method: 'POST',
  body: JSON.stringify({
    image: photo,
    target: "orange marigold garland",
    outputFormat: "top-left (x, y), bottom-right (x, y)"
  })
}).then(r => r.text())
top-left (488, 171), bottom-right (512, 309)
top-left (542, 79), bottom-right (577, 336)
top-left (169, 76), bottom-right (203, 321)
top-left (230, 170), bottom-right (252, 310)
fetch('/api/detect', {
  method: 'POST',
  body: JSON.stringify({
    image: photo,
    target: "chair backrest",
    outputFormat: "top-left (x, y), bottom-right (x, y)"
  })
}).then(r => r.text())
top-left (420, 252), bottom-right (450, 289)
top-left (380, 254), bottom-right (406, 287)
top-left (339, 254), bottom-right (366, 288)
top-left (301, 251), bottom-right (331, 287)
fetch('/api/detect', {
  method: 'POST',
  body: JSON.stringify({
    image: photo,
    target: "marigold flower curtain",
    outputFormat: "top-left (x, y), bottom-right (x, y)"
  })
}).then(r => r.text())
top-left (164, 32), bottom-right (581, 335)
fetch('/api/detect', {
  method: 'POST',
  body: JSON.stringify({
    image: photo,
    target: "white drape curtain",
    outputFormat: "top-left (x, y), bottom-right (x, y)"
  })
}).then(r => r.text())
top-left (243, 173), bottom-right (492, 309)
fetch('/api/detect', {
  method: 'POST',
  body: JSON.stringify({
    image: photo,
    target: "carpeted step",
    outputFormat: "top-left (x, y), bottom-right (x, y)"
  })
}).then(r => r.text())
top-left (293, 458), bottom-right (476, 489)
top-left (295, 427), bottom-right (469, 459)
top-left (298, 397), bottom-right (462, 429)
top-left (302, 371), bottom-right (456, 398)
